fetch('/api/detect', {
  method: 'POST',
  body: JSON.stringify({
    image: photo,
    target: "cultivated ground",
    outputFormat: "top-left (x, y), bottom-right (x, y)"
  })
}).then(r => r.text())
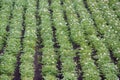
top-left (0, 0), bottom-right (120, 80)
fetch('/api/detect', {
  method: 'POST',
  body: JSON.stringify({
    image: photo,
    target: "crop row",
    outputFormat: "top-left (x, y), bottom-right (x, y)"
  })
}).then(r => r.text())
top-left (0, 0), bottom-right (120, 80)
top-left (0, 0), bottom-right (12, 54)
top-left (96, 0), bottom-right (120, 37)
top-left (20, 0), bottom-right (37, 80)
top-left (51, 0), bottom-right (77, 79)
top-left (38, 0), bottom-right (57, 79)
top-left (87, 0), bottom-right (120, 69)
top-left (108, 0), bottom-right (120, 19)
top-left (74, 0), bottom-right (119, 79)
top-left (61, 0), bottom-right (120, 79)
top-left (0, 0), bottom-right (22, 79)
top-left (62, 0), bottom-right (102, 80)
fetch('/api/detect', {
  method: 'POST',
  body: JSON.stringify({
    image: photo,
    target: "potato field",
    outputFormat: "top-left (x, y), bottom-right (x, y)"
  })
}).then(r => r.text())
top-left (0, 0), bottom-right (120, 80)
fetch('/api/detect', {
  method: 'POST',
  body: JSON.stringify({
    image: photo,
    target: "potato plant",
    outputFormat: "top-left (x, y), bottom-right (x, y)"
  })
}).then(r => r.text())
top-left (0, 0), bottom-right (120, 80)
